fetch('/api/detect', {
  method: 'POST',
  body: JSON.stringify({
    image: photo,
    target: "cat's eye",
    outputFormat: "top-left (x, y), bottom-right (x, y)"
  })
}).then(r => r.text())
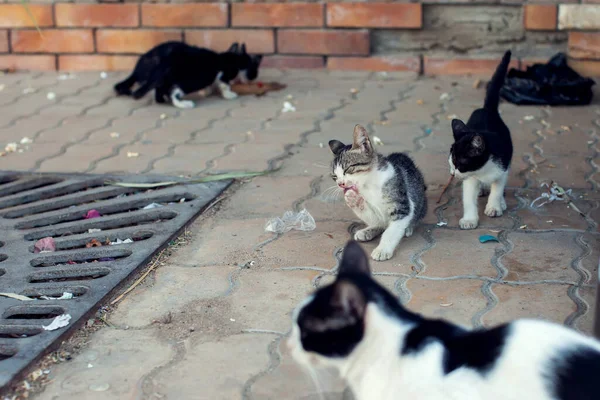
top-left (330, 174), bottom-right (337, 181)
top-left (344, 166), bottom-right (357, 175)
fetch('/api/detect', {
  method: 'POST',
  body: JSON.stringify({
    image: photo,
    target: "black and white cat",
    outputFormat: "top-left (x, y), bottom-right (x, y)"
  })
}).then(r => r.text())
top-left (114, 41), bottom-right (262, 109)
top-left (329, 125), bottom-right (427, 261)
top-left (289, 240), bottom-right (600, 400)
top-left (449, 50), bottom-right (513, 230)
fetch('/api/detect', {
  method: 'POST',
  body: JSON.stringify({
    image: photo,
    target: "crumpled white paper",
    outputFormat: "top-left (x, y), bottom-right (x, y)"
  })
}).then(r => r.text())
top-left (42, 314), bottom-right (72, 331)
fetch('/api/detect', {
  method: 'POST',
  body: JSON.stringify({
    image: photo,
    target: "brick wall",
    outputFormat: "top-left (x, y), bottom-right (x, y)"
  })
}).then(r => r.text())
top-left (0, 2), bottom-right (599, 76)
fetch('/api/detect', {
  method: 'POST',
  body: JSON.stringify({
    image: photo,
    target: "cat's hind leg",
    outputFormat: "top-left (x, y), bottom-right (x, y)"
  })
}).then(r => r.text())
top-left (114, 74), bottom-right (136, 96)
top-left (170, 86), bottom-right (195, 109)
top-left (372, 217), bottom-right (410, 261)
top-left (485, 172), bottom-right (508, 217)
top-left (154, 86), bottom-right (169, 104)
top-left (459, 177), bottom-right (480, 229)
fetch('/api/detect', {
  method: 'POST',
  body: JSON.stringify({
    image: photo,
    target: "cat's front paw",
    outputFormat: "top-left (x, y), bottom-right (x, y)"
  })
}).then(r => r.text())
top-left (222, 91), bottom-right (238, 100)
top-left (484, 204), bottom-right (503, 218)
top-left (354, 227), bottom-right (382, 242)
top-left (173, 99), bottom-right (196, 109)
top-left (371, 246), bottom-right (394, 261)
top-left (459, 218), bottom-right (478, 230)
top-left (404, 227), bottom-right (413, 238)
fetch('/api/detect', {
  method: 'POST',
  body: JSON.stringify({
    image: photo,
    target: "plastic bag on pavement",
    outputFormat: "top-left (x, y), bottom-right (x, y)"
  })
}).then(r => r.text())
top-left (500, 53), bottom-right (595, 106)
top-left (265, 209), bottom-right (316, 233)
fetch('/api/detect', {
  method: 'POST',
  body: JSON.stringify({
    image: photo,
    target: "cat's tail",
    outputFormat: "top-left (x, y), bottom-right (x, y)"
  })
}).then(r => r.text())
top-left (483, 50), bottom-right (512, 110)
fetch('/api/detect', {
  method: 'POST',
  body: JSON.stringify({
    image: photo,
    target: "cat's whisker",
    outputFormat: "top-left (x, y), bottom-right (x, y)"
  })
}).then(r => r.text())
top-left (306, 366), bottom-right (327, 400)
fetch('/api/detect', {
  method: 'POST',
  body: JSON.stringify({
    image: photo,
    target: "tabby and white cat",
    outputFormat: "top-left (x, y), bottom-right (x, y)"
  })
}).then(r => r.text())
top-left (289, 240), bottom-right (600, 400)
top-left (449, 50), bottom-right (513, 230)
top-left (329, 125), bottom-right (427, 261)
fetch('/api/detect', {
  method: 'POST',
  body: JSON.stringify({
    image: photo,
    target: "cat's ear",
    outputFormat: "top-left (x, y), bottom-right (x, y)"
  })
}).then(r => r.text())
top-left (329, 140), bottom-right (346, 155)
top-left (227, 43), bottom-right (239, 53)
top-left (338, 240), bottom-right (371, 276)
top-left (352, 124), bottom-right (373, 154)
top-left (471, 135), bottom-right (485, 153)
top-left (240, 43), bottom-right (247, 54)
top-left (331, 280), bottom-right (366, 319)
top-left (451, 119), bottom-right (468, 140)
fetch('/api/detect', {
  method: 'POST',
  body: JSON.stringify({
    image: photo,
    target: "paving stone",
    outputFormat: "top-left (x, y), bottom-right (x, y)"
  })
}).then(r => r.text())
top-left (168, 217), bottom-right (275, 268)
top-left (110, 265), bottom-right (236, 328)
top-left (224, 175), bottom-right (314, 219)
top-left (405, 278), bottom-right (487, 328)
top-left (225, 269), bottom-right (318, 332)
top-left (503, 231), bottom-right (585, 283)
top-left (420, 228), bottom-right (500, 278)
top-left (153, 334), bottom-right (272, 400)
top-left (36, 116), bottom-right (109, 143)
top-left (213, 142), bottom-right (285, 172)
top-left (483, 283), bottom-right (574, 327)
top-left (0, 142), bottom-right (63, 171)
top-left (40, 329), bottom-right (173, 400)
top-left (578, 285), bottom-right (596, 335)
top-left (260, 220), bottom-right (351, 268)
top-left (251, 339), bottom-right (346, 400)
top-left (37, 143), bottom-right (114, 173)
top-left (150, 143), bottom-right (227, 175)
top-left (93, 143), bottom-right (171, 173)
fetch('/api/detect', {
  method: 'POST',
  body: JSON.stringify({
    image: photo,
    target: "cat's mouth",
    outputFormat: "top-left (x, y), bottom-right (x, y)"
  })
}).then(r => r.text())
top-left (343, 185), bottom-right (357, 194)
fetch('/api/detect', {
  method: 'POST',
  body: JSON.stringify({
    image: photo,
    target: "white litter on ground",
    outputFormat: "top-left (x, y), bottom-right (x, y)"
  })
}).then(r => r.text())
top-left (40, 292), bottom-right (74, 300)
top-left (282, 101), bottom-right (296, 113)
top-left (42, 314), bottom-right (72, 331)
top-left (265, 209), bottom-right (316, 233)
top-left (46, 92), bottom-right (56, 100)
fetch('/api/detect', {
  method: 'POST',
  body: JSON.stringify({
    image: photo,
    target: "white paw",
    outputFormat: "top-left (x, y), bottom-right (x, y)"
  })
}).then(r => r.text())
top-left (404, 227), bottom-right (413, 238)
top-left (459, 218), bottom-right (478, 230)
top-left (484, 204), bottom-right (503, 217)
top-left (173, 100), bottom-right (195, 109)
top-left (222, 91), bottom-right (238, 100)
top-left (501, 198), bottom-right (507, 211)
top-left (354, 228), bottom-right (381, 242)
top-left (371, 246), bottom-right (394, 261)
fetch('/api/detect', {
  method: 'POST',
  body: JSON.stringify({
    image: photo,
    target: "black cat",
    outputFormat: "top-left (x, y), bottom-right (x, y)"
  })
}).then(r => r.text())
top-left (449, 50), bottom-right (514, 230)
top-left (114, 42), bottom-right (262, 108)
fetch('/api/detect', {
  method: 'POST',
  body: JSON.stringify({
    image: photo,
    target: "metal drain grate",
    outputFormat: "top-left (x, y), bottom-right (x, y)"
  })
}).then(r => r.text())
top-left (0, 172), bottom-right (230, 390)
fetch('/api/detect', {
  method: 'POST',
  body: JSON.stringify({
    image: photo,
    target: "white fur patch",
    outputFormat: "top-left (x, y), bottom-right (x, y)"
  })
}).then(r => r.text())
top-left (170, 87), bottom-right (195, 109)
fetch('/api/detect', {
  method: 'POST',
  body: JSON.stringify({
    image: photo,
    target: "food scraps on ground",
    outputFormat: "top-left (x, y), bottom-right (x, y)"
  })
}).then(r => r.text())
top-left (282, 101), bottom-right (296, 113)
top-left (86, 239), bottom-right (102, 248)
top-left (85, 209), bottom-right (101, 219)
top-left (230, 81), bottom-right (287, 97)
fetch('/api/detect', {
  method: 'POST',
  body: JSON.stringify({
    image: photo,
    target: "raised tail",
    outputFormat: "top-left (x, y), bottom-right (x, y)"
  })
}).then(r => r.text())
top-left (483, 50), bottom-right (512, 110)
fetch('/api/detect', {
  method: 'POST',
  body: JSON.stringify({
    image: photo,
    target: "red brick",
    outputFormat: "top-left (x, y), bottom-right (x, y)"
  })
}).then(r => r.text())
top-left (327, 56), bottom-right (420, 72)
top-left (424, 57), bottom-right (519, 76)
top-left (277, 30), bottom-right (369, 56)
top-left (569, 59), bottom-right (600, 76)
top-left (0, 55), bottom-right (56, 71)
top-left (327, 3), bottom-right (422, 28)
top-left (185, 29), bottom-right (274, 54)
top-left (12, 30), bottom-right (94, 54)
top-left (0, 30), bottom-right (7, 53)
top-left (142, 4), bottom-right (228, 28)
top-left (523, 5), bottom-right (557, 31)
top-left (232, 3), bottom-right (323, 27)
top-left (96, 30), bottom-right (182, 54)
top-left (262, 55), bottom-right (324, 69)
top-left (569, 32), bottom-right (600, 60)
top-left (59, 55), bottom-right (138, 71)
top-left (0, 5), bottom-right (53, 28)
top-left (56, 4), bottom-right (139, 28)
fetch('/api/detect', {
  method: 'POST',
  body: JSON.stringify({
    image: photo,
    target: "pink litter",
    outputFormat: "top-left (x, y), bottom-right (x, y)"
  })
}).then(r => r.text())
top-left (85, 209), bottom-right (101, 219)
top-left (34, 237), bottom-right (56, 253)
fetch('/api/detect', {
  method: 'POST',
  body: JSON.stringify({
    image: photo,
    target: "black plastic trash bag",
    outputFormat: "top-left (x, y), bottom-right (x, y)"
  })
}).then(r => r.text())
top-left (500, 53), bottom-right (595, 106)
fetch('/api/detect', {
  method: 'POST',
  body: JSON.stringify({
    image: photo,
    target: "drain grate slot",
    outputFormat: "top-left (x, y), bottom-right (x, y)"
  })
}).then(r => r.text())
top-left (0, 172), bottom-right (230, 390)
top-left (23, 209), bottom-right (178, 239)
top-left (0, 178), bottom-right (105, 211)
top-left (2, 185), bottom-right (138, 218)
top-left (0, 177), bottom-right (63, 199)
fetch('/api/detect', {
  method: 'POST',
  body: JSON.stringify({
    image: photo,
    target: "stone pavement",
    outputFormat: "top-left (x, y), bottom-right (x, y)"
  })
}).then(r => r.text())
top-left (0, 70), bottom-right (599, 400)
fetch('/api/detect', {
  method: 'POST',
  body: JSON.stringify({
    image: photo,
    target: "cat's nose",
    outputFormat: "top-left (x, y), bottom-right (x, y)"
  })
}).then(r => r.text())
top-left (338, 183), bottom-right (346, 188)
